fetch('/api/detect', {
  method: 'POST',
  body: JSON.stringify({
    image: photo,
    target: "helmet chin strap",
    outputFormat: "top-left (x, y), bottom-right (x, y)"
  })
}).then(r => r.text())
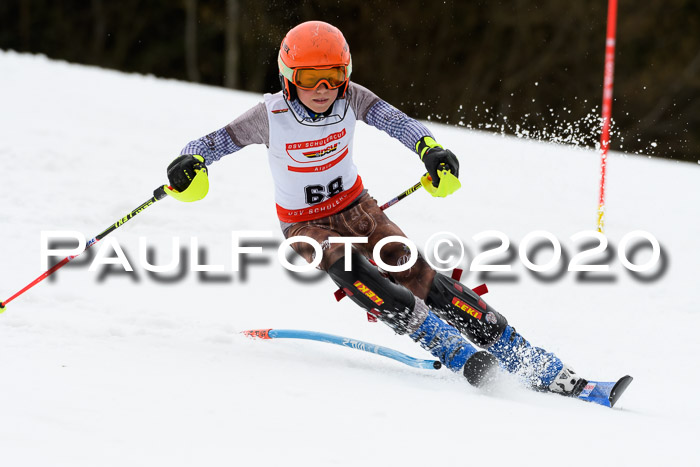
top-left (282, 91), bottom-right (351, 127)
top-left (298, 100), bottom-right (335, 120)
top-left (278, 73), bottom-right (351, 126)
top-left (279, 73), bottom-right (296, 101)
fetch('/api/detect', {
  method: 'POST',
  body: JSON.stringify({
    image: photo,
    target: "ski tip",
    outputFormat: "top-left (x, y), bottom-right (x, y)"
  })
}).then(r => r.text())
top-left (242, 329), bottom-right (272, 339)
top-left (609, 375), bottom-right (633, 408)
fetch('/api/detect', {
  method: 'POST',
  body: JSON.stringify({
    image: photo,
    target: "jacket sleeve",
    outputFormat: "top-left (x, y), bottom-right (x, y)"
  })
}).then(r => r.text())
top-left (347, 82), bottom-right (434, 153)
top-left (180, 102), bottom-right (269, 165)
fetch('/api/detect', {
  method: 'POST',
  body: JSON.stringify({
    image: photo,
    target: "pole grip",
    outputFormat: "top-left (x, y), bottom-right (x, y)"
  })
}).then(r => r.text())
top-left (154, 185), bottom-right (168, 200)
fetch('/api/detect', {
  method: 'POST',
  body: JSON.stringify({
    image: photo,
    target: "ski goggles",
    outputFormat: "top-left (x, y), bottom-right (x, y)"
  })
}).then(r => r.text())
top-left (279, 57), bottom-right (351, 91)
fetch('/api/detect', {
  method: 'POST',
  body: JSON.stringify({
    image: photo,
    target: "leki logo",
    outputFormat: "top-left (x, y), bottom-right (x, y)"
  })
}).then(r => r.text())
top-left (303, 143), bottom-right (338, 159)
top-left (353, 281), bottom-right (384, 306)
top-left (451, 297), bottom-right (483, 320)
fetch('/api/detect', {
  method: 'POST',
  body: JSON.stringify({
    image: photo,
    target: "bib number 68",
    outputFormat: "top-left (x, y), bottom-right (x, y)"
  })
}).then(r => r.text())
top-left (305, 177), bottom-right (343, 205)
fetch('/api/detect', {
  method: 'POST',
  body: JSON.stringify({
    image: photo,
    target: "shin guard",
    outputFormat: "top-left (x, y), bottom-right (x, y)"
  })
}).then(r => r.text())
top-left (329, 255), bottom-right (498, 387)
top-left (426, 273), bottom-right (508, 347)
top-left (328, 252), bottom-right (423, 334)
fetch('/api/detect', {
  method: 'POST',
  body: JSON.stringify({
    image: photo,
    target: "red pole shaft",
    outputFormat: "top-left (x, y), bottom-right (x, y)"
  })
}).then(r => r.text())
top-left (0, 256), bottom-right (73, 307)
top-left (597, 0), bottom-right (618, 232)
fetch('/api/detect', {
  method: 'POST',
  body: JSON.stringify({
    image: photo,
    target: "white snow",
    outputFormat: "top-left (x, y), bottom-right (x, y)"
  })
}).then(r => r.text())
top-left (1, 51), bottom-right (699, 466)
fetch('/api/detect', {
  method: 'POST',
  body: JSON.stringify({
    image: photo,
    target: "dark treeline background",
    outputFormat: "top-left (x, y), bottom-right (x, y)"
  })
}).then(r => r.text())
top-left (1, 0), bottom-right (698, 162)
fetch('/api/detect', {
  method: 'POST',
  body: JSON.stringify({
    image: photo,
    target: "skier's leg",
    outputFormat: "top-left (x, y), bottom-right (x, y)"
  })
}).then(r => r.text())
top-left (334, 194), bottom-right (437, 299)
top-left (425, 272), bottom-right (586, 395)
top-left (327, 251), bottom-right (497, 386)
top-left (284, 215), bottom-right (496, 386)
top-left (425, 273), bottom-right (508, 346)
top-left (328, 196), bottom-right (585, 394)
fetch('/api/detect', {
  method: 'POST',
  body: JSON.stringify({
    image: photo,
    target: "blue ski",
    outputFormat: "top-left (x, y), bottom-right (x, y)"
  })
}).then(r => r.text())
top-left (576, 375), bottom-right (633, 408)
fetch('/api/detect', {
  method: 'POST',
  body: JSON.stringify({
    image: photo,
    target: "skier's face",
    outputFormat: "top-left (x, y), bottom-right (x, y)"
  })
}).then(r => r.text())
top-left (297, 83), bottom-right (338, 114)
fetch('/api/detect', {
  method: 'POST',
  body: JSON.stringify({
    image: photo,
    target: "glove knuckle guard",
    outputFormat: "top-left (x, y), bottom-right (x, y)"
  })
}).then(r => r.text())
top-left (168, 155), bottom-right (203, 192)
top-left (418, 137), bottom-right (460, 190)
top-left (165, 154), bottom-right (209, 202)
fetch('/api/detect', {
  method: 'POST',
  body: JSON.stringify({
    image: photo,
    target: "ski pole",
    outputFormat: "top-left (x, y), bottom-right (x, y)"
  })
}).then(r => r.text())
top-left (0, 186), bottom-right (168, 313)
top-left (243, 328), bottom-right (442, 370)
top-left (379, 166), bottom-right (457, 211)
top-left (379, 180), bottom-right (423, 211)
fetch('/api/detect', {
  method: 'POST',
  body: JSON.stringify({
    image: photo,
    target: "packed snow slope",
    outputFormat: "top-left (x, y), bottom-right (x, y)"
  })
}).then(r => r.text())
top-left (1, 51), bottom-right (699, 466)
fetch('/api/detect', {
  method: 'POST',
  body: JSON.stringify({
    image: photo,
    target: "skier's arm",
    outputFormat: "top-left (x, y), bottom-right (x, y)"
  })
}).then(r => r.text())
top-left (168, 103), bottom-right (269, 201)
top-left (179, 102), bottom-right (269, 165)
top-left (364, 100), bottom-right (436, 152)
top-left (179, 127), bottom-right (242, 166)
top-left (348, 82), bottom-right (433, 152)
top-left (349, 83), bottom-right (459, 190)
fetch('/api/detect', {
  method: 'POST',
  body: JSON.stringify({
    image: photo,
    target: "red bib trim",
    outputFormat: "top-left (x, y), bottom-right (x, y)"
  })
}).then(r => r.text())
top-left (276, 176), bottom-right (364, 223)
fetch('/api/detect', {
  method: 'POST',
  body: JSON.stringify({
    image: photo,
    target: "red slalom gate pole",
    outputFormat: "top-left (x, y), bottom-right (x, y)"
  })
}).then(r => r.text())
top-left (597, 0), bottom-right (618, 233)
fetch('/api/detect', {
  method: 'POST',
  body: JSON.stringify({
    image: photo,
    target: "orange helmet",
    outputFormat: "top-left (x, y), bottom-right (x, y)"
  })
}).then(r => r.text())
top-left (278, 21), bottom-right (353, 100)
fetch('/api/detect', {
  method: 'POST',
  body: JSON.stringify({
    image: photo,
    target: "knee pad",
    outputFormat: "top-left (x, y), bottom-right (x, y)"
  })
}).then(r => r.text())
top-left (328, 252), bottom-right (422, 334)
top-left (426, 273), bottom-right (507, 347)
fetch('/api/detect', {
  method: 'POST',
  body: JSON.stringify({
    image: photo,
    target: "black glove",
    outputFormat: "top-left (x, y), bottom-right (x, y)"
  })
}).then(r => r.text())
top-left (419, 140), bottom-right (459, 188)
top-left (167, 154), bottom-right (207, 192)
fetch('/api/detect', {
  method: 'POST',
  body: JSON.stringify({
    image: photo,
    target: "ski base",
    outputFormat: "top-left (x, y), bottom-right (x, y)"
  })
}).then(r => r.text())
top-left (576, 375), bottom-right (633, 408)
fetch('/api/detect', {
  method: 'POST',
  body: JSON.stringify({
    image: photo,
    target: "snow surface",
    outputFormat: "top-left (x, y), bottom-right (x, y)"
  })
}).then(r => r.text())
top-left (1, 51), bottom-right (699, 466)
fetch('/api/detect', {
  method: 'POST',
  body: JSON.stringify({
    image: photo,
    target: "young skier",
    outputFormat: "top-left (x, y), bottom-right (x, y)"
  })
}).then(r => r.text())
top-left (166, 21), bottom-right (589, 396)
